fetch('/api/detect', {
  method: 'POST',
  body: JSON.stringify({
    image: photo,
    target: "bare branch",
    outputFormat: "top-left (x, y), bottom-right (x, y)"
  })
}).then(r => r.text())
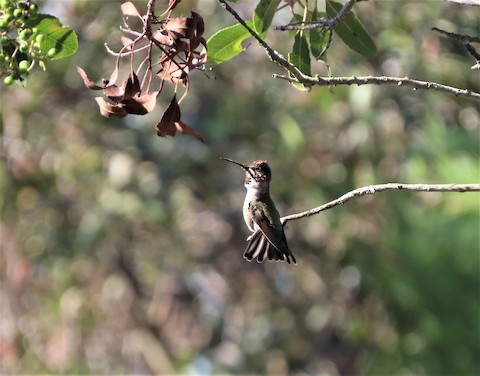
top-left (445, 0), bottom-right (480, 4)
top-left (281, 183), bottom-right (480, 224)
top-left (217, 0), bottom-right (480, 101)
top-left (276, 0), bottom-right (356, 31)
top-left (217, 0), bottom-right (479, 101)
top-left (273, 74), bottom-right (480, 102)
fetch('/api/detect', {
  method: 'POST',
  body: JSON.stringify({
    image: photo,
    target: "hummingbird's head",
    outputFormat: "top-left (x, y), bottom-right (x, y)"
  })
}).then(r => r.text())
top-left (246, 160), bottom-right (271, 181)
top-left (244, 160), bottom-right (271, 193)
top-left (244, 160), bottom-right (272, 195)
top-left (220, 157), bottom-right (272, 192)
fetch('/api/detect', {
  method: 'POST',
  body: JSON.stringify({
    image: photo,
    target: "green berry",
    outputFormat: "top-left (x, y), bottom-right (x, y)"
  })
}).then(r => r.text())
top-left (29, 3), bottom-right (37, 13)
top-left (18, 28), bottom-right (31, 40)
top-left (19, 42), bottom-right (28, 52)
top-left (0, 35), bottom-right (9, 45)
top-left (13, 8), bottom-right (22, 18)
top-left (46, 47), bottom-right (56, 58)
top-left (18, 1), bottom-right (28, 10)
top-left (0, 16), bottom-right (11, 29)
top-left (0, 0), bottom-right (10, 8)
top-left (35, 33), bottom-right (44, 44)
top-left (18, 59), bottom-right (29, 72)
top-left (20, 11), bottom-right (30, 21)
top-left (4, 74), bottom-right (14, 85)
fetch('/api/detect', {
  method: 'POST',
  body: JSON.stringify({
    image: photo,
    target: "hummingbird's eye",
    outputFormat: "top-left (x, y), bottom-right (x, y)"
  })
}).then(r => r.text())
top-left (258, 165), bottom-right (268, 174)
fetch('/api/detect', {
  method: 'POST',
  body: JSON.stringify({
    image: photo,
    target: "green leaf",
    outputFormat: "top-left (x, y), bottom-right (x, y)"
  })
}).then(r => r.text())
top-left (27, 14), bottom-right (78, 60)
top-left (309, 9), bottom-right (331, 60)
top-left (206, 22), bottom-right (254, 65)
top-left (289, 32), bottom-right (311, 76)
top-left (288, 31), bottom-right (311, 91)
top-left (310, 29), bottom-right (331, 60)
top-left (326, 0), bottom-right (376, 58)
top-left (252, 0), bottom-right (281, 34)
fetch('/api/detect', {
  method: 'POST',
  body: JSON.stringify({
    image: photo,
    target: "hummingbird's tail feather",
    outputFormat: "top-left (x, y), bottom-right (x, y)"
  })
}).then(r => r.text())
top-left (244, 230), bottom-right (296, 264)
top-left (253, 235), bottom-right (267, 262)
top-left (244, 230), bottom-right (267, 262)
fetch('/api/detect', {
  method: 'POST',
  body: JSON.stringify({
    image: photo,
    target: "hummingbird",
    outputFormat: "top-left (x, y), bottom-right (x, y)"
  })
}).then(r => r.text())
top-left (221, 157), bottom-right (296, 264)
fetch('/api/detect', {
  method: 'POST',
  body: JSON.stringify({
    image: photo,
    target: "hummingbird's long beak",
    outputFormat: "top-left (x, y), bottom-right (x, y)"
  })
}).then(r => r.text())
top-left (220, 157), bottom-right (249, 169)
top-left (220, 157), bottom-right (256, 180)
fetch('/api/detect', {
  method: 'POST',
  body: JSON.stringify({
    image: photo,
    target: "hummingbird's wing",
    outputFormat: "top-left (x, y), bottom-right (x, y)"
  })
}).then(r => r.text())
top-left (244, 206), bottom-right (296, 264)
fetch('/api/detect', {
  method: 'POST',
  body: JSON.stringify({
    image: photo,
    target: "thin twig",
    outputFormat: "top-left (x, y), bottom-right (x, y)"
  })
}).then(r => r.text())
top-left (105, 43), bottom-right (151, 57)
top-left (281, 183), bottom-right (480, 224)
top-left (145, 0), bottom-right (156, 34)
top-left (273, 74), bottom-right (480, 102)
top-left (120, 26), bottom-right (143, 38)
top-left (276, 0), bottom-right (356, 31)
top-left (432, 27), bottom-right (480, 43)
top-left (465, 43), bottom-right (480, 60)
top-left (465, 43), bottom-right (480, 69)
top-left (217, 0), bottom-right (309, 82)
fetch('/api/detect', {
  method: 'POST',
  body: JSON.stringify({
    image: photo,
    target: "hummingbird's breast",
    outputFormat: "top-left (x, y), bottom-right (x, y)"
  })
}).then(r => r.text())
top-left (243, 187), bottom-right (258, 232)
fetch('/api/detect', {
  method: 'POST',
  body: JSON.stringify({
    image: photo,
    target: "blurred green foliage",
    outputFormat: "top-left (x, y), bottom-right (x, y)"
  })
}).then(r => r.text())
top-left (0, 0), bottom-right (478, 374)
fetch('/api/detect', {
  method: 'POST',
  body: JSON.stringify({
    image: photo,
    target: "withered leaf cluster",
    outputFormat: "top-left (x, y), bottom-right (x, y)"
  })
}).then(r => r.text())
top-left (77, 1), bottom-right (207, 142)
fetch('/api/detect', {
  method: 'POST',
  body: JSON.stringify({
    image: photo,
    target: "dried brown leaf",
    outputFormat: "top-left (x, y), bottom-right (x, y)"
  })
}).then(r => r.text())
top-left (158, 60), bottom-right (189, 84)
top-left (135, 91), bottom-right (159, 113)
top-left (77, 66), bottom-right (103, 90)
top-left (156, 96), bottom-right (181, 137)
top-left (176, 120), bottom-right (205, 142)
top-left (124, 72), bottom-right (141, 99)
top-left (108, 65), bottom-right (119, 86)
top-left (122, 91), bottom-right (158, 115)
top-left (103, 85), bottom-right (125, 103)
top-left (94, 97), bottom-right (128, 118)
top-left (190, 12), bottom-right (205, 38)
top-left (173, 40), bottom-right (189, 53)
top-left (188, 12), bottom-right (205, 50)
top-left (152, 30), bottom-right (174, 46)
top-left (190, 51), bottom-right (207, 68)
top-left (155, 96), bottom-right (204, 142)
top-left (120, 36), bottom-right (135, 50)
top-left (163, 17), bottom-right (192, 39)
top-left (121, 2), bottom-right (142, 19)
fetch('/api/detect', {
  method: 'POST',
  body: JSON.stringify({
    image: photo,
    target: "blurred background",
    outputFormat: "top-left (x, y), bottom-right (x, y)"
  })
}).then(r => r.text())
top-left (1, 0), bottom-right (479, 374)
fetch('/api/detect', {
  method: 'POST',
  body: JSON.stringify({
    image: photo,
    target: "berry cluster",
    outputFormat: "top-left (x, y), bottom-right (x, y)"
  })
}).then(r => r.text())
top-left (0, 0), bottom-right (55, 85)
